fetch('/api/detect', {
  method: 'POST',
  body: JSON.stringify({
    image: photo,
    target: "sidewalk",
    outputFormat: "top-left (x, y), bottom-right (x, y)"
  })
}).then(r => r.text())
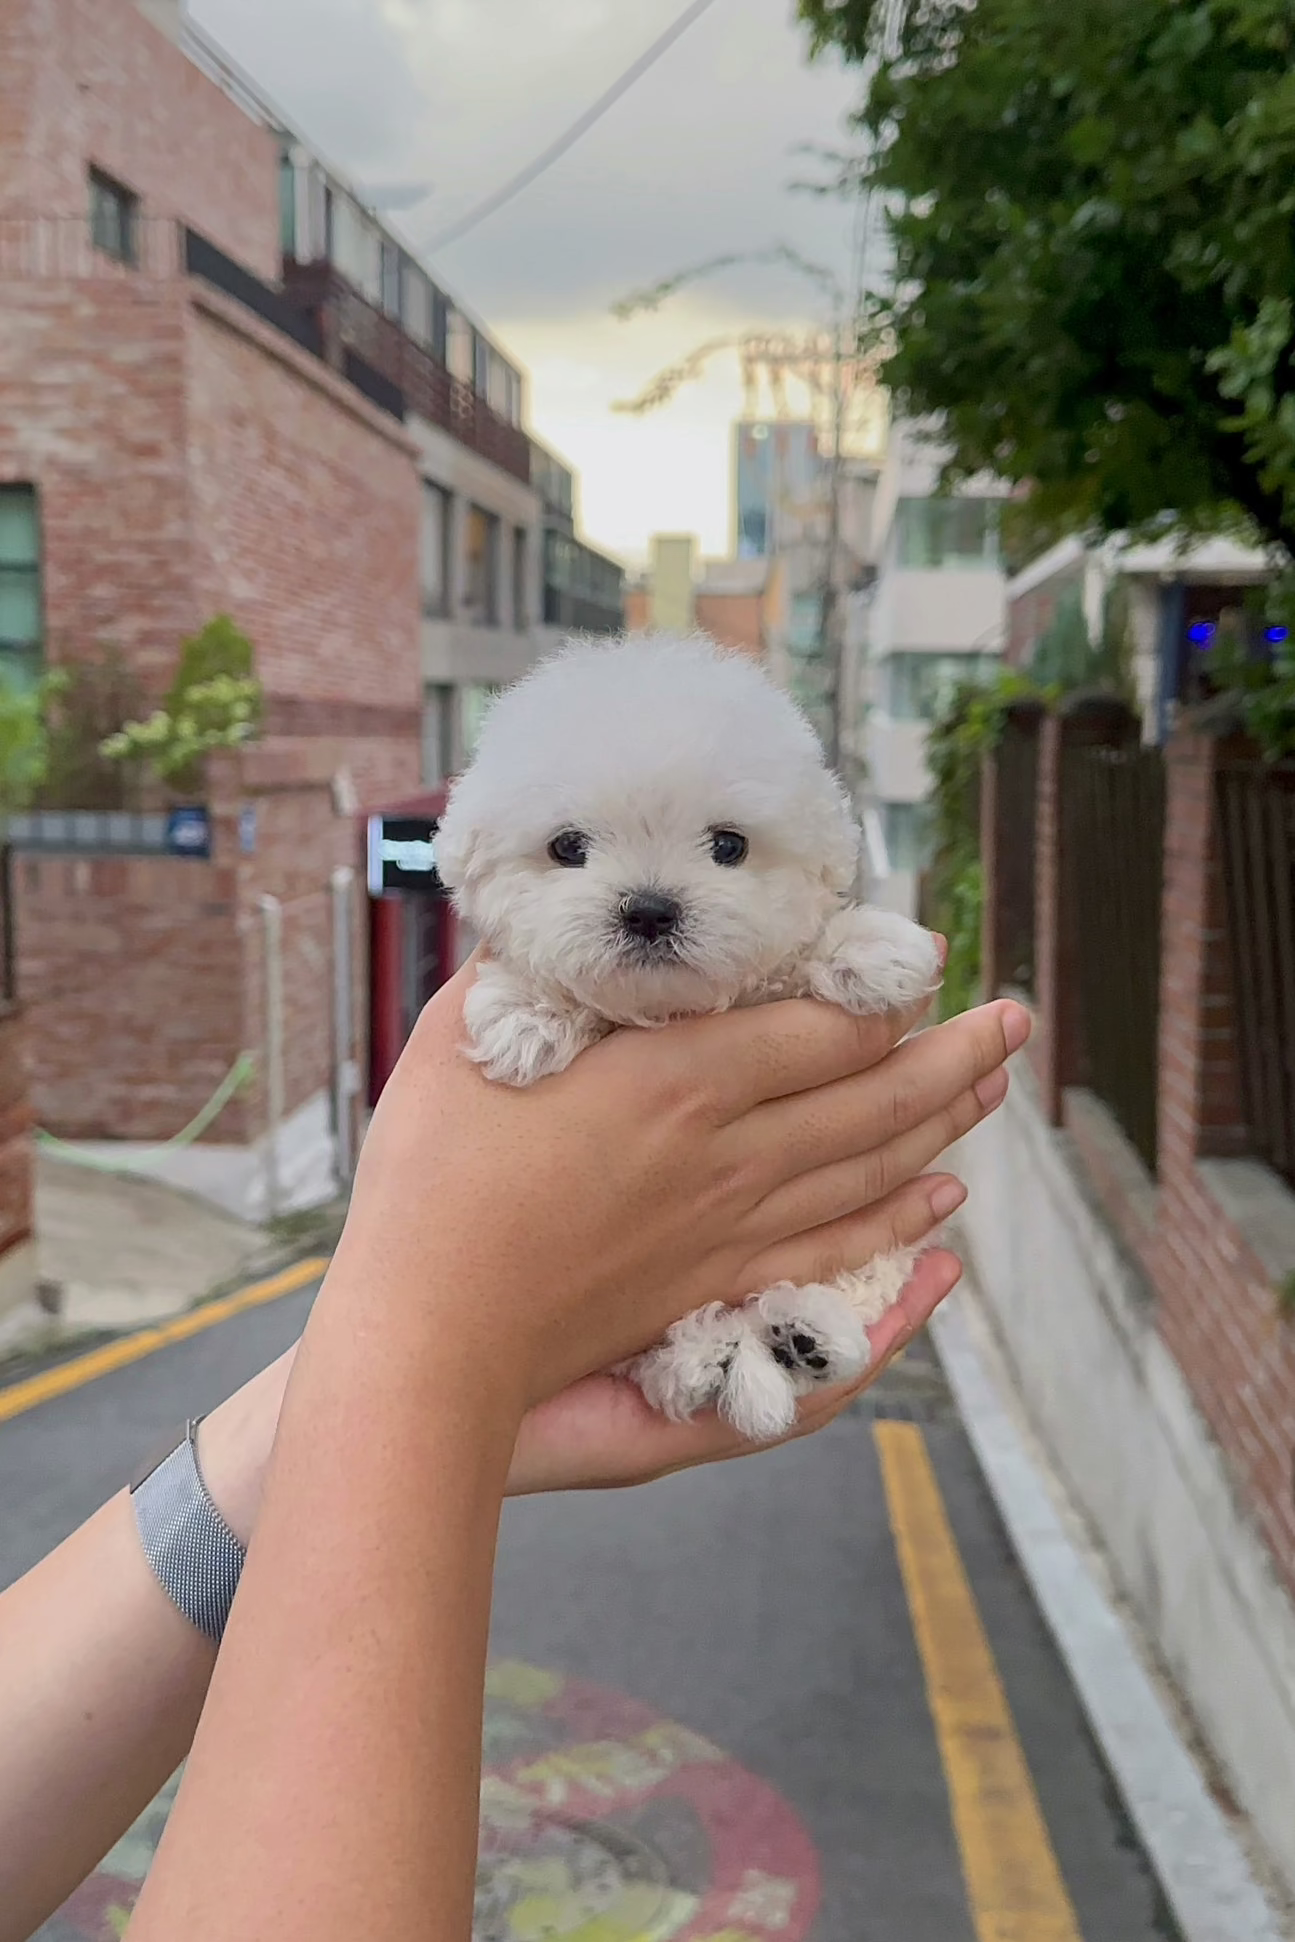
top-left (0, 1153), bottom-right (342, 1365)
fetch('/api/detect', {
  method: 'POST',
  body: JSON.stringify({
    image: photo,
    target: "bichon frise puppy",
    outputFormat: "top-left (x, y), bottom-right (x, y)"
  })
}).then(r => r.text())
top-left (436, 632), bottom-right (942, 1441)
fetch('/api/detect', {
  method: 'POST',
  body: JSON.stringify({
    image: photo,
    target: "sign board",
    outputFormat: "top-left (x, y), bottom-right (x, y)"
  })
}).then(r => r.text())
top-left (367, 814), bottom-right (445, 896)
top-left (166, 806), bottom-right (212, 860)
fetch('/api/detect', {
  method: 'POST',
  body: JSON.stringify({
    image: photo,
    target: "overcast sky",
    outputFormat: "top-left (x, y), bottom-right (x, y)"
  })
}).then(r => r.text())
top-left (191, 0), bottom-right (867, 562)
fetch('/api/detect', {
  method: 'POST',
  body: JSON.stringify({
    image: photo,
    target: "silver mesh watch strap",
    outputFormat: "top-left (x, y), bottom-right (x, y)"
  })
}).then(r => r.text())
top-left (130, 1418), bottom-right (246, 1645)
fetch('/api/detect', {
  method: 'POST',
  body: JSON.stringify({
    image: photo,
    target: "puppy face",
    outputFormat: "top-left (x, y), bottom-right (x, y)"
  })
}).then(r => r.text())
top-left (437, 634), bottom-right (860, 1024)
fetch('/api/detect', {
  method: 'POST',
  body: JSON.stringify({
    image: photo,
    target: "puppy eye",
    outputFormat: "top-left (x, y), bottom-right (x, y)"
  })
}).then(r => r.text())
top-left (710, 828), bottom-right (749, 868)
top-left (548, 829), bottom-right (589, 869)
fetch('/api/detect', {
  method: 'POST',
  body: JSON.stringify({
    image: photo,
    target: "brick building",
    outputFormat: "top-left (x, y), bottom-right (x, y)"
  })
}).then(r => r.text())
top-left (968, 697), bottom-right (1295, 1899)
top-left (0, 0), bottom-right (623, 1232)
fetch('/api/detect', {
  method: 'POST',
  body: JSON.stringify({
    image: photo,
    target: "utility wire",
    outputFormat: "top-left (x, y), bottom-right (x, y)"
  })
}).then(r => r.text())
top-left (423, 0), bottom-right (725, 253)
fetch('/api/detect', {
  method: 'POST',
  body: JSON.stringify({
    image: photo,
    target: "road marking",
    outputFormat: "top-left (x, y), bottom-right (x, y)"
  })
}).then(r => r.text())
top-left (0, 1258), bottom-right (328, 1424)
top-left (875, 1420), bottom-right (1084, 1942)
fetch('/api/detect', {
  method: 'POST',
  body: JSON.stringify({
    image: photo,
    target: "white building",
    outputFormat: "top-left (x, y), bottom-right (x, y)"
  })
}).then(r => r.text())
top-left (848, 422), bottom-right (1007, 915)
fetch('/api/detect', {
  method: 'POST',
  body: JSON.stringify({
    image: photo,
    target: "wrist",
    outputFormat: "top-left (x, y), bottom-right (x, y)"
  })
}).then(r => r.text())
top-left (196, 1349), bottom-right (296, 1548)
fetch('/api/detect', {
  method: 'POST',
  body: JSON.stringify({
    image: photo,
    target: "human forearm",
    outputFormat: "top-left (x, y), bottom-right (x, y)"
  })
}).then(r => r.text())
top-left (128, 1266), bottom-right (521, 1942)
top-left (0, 1351), bottom-right (294, 1942)
top-left (0, 1490), bottom-right (212, 1942)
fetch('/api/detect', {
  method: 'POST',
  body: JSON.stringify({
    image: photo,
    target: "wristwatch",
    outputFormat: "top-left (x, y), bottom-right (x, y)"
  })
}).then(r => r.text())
top-left (130, 1418), bottom-right (246, 1645)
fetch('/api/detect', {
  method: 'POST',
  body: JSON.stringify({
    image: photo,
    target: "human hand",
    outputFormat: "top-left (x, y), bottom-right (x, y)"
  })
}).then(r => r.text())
top-left (324, 959), bottom-right (1026, 1421)
top-left (505, 1245), bottom-right (963, 1493)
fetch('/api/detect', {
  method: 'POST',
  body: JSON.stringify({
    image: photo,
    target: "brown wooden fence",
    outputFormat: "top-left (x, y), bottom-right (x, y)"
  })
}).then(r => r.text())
top-left (1216, 759), bottom-right (1295, 1190)
top-left (996, 711), bottom-right (1041, 995)
top-left (1065, 743), bottom-right (1166, 1170)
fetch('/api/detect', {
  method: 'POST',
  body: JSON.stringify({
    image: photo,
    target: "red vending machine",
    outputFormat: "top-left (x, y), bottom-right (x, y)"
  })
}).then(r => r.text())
top-left (365, 790), bottom-right (467, 1104)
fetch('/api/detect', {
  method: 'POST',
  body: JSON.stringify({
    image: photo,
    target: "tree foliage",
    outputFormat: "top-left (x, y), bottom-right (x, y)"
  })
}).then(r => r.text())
top-left (102, 615), bottom-right (262, 795)
top-left (798, 0), bottom-right (1295, 553)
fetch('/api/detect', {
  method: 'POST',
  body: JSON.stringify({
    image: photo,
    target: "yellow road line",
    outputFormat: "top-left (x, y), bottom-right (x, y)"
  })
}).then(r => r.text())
top-left (0, 1257), bottom-right (328, 1425)
top-left (875, 1420), bottom-right (1084, 1942)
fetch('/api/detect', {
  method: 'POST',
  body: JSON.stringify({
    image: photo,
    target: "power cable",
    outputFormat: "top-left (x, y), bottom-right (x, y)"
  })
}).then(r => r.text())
top-left (423, 0), bottom-right (725, 253)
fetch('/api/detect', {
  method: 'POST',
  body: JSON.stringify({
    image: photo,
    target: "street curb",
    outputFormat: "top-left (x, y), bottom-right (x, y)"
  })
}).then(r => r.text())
top-left (931, 1287), bottom-right (1290, 1942)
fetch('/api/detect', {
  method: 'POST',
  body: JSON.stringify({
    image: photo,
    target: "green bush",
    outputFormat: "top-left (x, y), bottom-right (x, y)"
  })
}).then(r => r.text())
top-left (101, 616), bottom-right (262, 797)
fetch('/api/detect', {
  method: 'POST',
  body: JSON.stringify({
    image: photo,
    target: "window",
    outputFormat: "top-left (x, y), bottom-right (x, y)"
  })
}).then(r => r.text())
top-left (883, 802), bottom-right (933, 875)
top-left (381, 240), bottom-right (403, 321)
top-left (421, 484), bottom-right (451, 618)
top-left (473, 333), bottom-right (491, 398)
top-left (423, 684), bottom-right (456, 785)
top-left (0, 487), bottom-right (42, 686)
top-left (431, 291), bottom-right (450, 367)
top-left (278, 150), bottom-right (298, 259)
top-left (513, 528), bottom-right (529, 630)
top-left (88, 168), bottom-right (139, 267)
top-left (404, 267), bottom-right (433, 348)
top-left (882, 651), bottom-right (1001, 722)
top-left (894, 497), bottom-right (1000, 570)
top-left (789, 594), bottom-right (823, 656)
top-left (463, 506), bottom-right (499, 625)
top-left (461, 684), bottom-right (502, 762)
top-left (447, 311), bottom-right (473, 384)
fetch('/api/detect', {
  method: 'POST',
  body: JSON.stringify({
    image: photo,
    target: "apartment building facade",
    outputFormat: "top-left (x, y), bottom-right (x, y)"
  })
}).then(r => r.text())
top-left (0, 0), bottom-right (608, 1221)
top-left (850, 422), bottom-right (1007, 915)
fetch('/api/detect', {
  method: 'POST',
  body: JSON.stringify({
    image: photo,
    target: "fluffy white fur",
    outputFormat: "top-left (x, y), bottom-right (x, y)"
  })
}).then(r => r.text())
top-left (437, 632), bottom-right (942, 1441)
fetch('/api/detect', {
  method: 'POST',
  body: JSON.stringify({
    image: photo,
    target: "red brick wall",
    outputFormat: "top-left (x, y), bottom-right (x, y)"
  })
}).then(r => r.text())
top-left (0, 280), bottom-right (195, 688)
top-left (1, 0), bottom-right (281, 279)
top-left (694, 591), bottom-right (765, 657)
top-left (997, 716), bottom-right (1295, 1595)
top-left (16, 744), bottom-right (378, 1145)
top-left (0, 1010), bottom-right (36, 1262)
top-left (16, 847), bottom-right (246, 1140)
top-left (186, 293), bottom-right (423, 734)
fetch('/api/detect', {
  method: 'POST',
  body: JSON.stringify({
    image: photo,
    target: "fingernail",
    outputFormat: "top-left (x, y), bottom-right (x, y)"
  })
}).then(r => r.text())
top-left (1000, 1003), bottom-right (1031, 1053)
top-left (929, 1178), bottom-right (967, 1220)
top-left (975, 1068), bottom-right (1009, 1110)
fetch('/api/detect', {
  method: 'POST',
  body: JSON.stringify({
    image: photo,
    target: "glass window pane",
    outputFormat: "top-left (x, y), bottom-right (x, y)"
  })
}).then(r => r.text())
top-left (464, 507), bottom-right (498, 625)
top-left (895, 497), bottom-right (999, 569)
top-left (0, 489), bottom-right (37, 567)
top-left (0, 570), bottom-right (40, 645)
top-left (883, 802), bottom-right (933, 874)
top-left (421, 485), bottom-right (449, 616)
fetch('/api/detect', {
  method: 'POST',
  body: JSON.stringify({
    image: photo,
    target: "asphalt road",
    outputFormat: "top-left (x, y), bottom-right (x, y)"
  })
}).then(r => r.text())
top-left (0, 1282), bottom-right (1178, 1942)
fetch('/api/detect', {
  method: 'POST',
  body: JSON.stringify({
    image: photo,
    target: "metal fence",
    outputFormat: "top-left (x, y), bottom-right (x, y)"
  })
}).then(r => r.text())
top-left (1216, 760), bottom-right (1295, 1190)
top-left (996, 714), bottom-right (1041, 995)
top-left (1065, 743), bottom-right (1166, 1170)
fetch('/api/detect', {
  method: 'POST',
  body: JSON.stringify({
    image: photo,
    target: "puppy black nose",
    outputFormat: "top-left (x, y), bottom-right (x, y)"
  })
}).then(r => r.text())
top-left (620, 890), bottom-right (682, 942)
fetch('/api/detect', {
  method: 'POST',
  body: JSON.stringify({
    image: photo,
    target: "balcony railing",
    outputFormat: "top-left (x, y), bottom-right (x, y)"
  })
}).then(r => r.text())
top-left (184, 228), bottom-right (323, 356)
top-left (283, 261), bottom-right (531, 483)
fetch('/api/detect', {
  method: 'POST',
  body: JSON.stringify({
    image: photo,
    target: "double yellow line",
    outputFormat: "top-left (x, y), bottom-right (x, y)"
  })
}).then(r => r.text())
top-left (0, 1258), bottom-right (328, 1426)
top-left (877, 1420), bottom-right (1084, 1942)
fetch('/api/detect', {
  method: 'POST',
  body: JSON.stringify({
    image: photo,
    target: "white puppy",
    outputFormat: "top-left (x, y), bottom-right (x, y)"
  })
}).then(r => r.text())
top-left (436, 632), bottom-right (942, 1441)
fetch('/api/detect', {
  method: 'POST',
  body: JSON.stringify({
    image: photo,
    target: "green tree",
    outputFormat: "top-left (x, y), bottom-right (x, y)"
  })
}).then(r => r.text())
top-left (102, 615), bottom-right (262, 796)
top-left (798, 0), bottom-right (1295, 554)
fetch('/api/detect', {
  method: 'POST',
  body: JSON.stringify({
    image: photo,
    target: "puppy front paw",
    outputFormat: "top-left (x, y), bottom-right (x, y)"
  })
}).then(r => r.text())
top-left (632, 1304), bottom-right (799, 1442)
top-left (464, 964), bottom-right (604, 1087)
top-left (747, 1282), bottom-right (870, 1394)
top-left (805, 907), bottom-right (942, 1017)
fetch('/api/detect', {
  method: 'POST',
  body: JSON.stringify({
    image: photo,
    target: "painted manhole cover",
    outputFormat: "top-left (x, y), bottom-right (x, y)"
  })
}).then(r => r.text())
top-left (40, 1662), bottom-right (821, 1942)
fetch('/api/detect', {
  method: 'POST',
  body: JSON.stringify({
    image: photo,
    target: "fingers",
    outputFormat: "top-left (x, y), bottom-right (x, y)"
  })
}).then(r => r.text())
top-left (665, 979), bottom-right (940, 1122)
top-left (736, 1171), bottom-right (966, 1298)
top-left (741, 999), bottom-right (1028, 1190)
top-left (747, 1058), bottom-right (999, 1243)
